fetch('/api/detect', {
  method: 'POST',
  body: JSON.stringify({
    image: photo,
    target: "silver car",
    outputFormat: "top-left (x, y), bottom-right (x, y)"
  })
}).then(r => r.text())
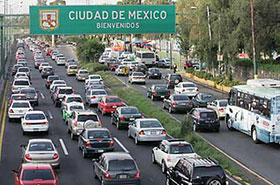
top-left (128, 118), bottom-right (167, 145)
top-left (21, 139), bottom-right (60, 168)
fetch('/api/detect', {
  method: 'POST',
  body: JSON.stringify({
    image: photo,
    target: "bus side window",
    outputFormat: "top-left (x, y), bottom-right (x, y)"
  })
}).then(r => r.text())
top-left (229, 90), bottom-right (237, 106)
top-left (262, 100), bottom-right (271, 118)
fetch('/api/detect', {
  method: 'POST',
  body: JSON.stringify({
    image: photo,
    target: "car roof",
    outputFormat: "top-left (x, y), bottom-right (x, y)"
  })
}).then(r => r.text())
top-left (58, 86), bottom-right (72, 90)
top-left (65, 94), bottom-right (81, 98)
top-left (28, 138), bottom-right (52, 143)
top-left (11, 93), bottom-right (26, 97)
top-left (195, 108), bottom-right (215, 112)
top-left (182, 157), bottom-right (218, 167)
top-left (26, 111), bottom-right (45, 114)
top-left (14, 78), bottom-right (29, 82)
top-left (163, 139), bottom-right (190, 145)
top-left (11, 100), bottom-right (30, 104)
top-left (66, 102), bottom-right (84, 106)
top-left (103, 152), bottom-right (133, 161)
top-left (73, 110), bottom-right (97, 115)
top-left (136, 118), bottom-right (158, 122)
top-left (86, 127), bottom-right (109, 132)
top-left (22, 163), bottom-right (53, 169)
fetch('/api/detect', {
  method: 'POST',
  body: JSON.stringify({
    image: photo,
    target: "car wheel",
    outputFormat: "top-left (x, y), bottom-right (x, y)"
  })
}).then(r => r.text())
top-left (111, 117), bottom-right (115, 125)
top-left (128, 130), bottom-right (132, 138)
top-left (226, 116), bottom-right (234, 131)
top-left (151, 152), bottom-right (156, 164)
top-left (22, 130), bottom-right (26, 135)
top-left (67, 126), bottom-right (71, 134)
top-left (161, 161), bottom-right (167, 173)
top-left (8, 117), bottom-right (12, 122)
top-left (116, 121), bottom-right (121, 130)
top-left (166, 178), bottom-right (172, 185)
top-left (162, 103), bottom-right (166, 109)
top-left (146, 92), bottom-right (150, 98)
top-left (134, 136), bottom-right (139, 145)
top-left (168, 106), bottom-right (173, 113)
top-left (206, 178), bottom-right (222, 185)
top-left (82, 149), bottom-right (87, 158)
top-left (151, 95), bottom-right (155, 101)
top-left (70, 132), bottom-right (75, 140)
top-left (93, 170), bottom-right (98, 179)
top-left (252, 127), bottom-right (260, 144)
top-left (193, 124), bottom-right (198, 132)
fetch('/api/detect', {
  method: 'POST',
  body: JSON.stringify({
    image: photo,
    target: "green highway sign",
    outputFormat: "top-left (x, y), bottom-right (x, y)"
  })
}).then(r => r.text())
top-left (29, 5), bottom-right (176, 35)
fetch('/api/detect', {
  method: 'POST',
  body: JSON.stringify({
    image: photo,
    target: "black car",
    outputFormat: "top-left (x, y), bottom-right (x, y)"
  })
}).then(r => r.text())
top-left (187, 108), bottom-right (220, 132)
top-left (111, 106), bottom-right (142, 129)
top-left (192, 92), bottom-right (215, 107)
top-left (163, 94), bottom-right (193, 113)
top-left (166, 157), bottom-right (228, 185)
top-left (146, 68), bottom-right (162, 79)
top-left (78, 128), bottom-right (114, 158)
top-left (45, 75), bottom-right (60, 89)
top-left (19, 87), bottom-right (39, 106)
top-left (41, 66), bottom-right (54, 78)
top-left (93, 152), bottom-right (141, 185)
top-left (147, 84), bottom-right (170, 101)
top-left (133, 64), bottom-right (148, 74)
top-left (164, 74), bottom-right (183, 89)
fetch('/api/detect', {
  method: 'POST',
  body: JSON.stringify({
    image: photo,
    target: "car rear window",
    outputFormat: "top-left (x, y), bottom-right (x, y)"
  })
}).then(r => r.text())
top-left (121, 108), bottom-right (139, 114)
top-left (173, 95), bottom-right (190, 101)
top-left (201, 94), bottom-right (214, 100)
top-left (200, 112), bottom-right (217, 119)
top-left (133, 72), bottom-right (144, 76)
top-left (192, 166), bottom-right (224, 179)
top-left (69, 66), bottom-right (77, 69)
top-left (79, 70), bottom-right (88, 74)
top-left (12, 96), bottom-right (27, 101)
top-left (54, 81), bottom-right (65, 85)
top-left (88, 130), bottom-right (110, 139)
top-left (169, 144), bottom-right (194, 154)
top-left (49, 76), bottom-right (59, 81)
top-left (44, 68), bottom-right (53, 71)
top-left (106, 97), bottom-right (122, 103)
top-left (22, 169), bottom-right (54, 181)
top-left (70, 105), bottom-right (84, 111)
top-left (14, 81), bottom-right (29, 86)
top-left (170, 75), bottom-right (182, 80)
top-left (18, 68), bottom-right (29, 72)
top-left (59, 89), bottom-right (73, 94)
top-left (140, 120), bottom-right (162, 128)
top-left (25, 113), bottom-right (45, 120)
top-left (21, 89), bottom-right (36, 94)
top-left (109, 159), bottom-right (136, 171)
top-left (155, 86), bottom-right (167, 91)
top-left (90, 76), bottom-right (101, 80)
top-left (67, 97), bottom-right (82, 103)
top-left (150, 69), bottom-right (159, 72)
top-left (219, 101), bottom-right (227, 107)
top-left (12, 102), bottom-right (30, 108)
top-left (29, 142), bottom-right (54, 151)
top-left (182, 83), bottom-right (196, 88)
top-left (91, 90), bottom-right (106, 95)
top-left (77, 115), bottom-right (98, 122)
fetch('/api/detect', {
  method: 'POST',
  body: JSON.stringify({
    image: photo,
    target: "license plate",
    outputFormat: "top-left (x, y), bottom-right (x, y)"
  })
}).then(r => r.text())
top-left (33, 128), bottom-right (39, 131)
top-left (161, 96), bottom-right (164, 98)
top-left (112, 106), bottom-right (117, 108)
top-left (97, 150), bottom-right (104, 153)
top-left (19, 110), bottom-right (23, 113)
top-left (130, 118), bottom-right (135, 121)
top-left (151, 131), bottom-right (157, 135)
top-left (181, 103), bottom-right (186, 106)
top-left (155, 73), bottom-right (158, 75)
top-left (119, 175), bottom-right (128, 179)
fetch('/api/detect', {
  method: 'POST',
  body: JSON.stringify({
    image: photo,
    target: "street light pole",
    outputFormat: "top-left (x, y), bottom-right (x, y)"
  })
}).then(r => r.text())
top-left (250, 0), bottom-right (258, 79)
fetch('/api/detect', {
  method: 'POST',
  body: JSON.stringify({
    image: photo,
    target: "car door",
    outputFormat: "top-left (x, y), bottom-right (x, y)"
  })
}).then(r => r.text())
top-left (174, 83), bottom-right (180, 94)
top-left (112, 109), bottom-right (119, 124)
top-left (68, 112), bottom-right (75, 130)
top-left (86, 90), bottom-right (91, 103)
top-left (14, 166), bottom-right (22, 185)
top-left (155, 143), bottom-right (167, 164)
top-left (98, 97), bottom-right (106, 111)
top-left (79, 130), bottom-right (86, 149)
top-left (129, 121), bottom-right (137, 137)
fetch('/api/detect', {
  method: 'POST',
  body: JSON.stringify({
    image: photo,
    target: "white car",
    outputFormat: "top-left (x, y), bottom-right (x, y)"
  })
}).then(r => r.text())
top-left (14, 72), bottom-right (29, 80)
top-left (39, 62), bottom-right (50, 72)
top-left (12, 79), bottom-right (31, 94)
top-left (49, 80), bottom-right (66, 92)
top-left (56, 56), bottom-right (66, 65)
top-left (61, 94), bottom-right (83, 110)
top-left (85, 75), bottom-right (103, 84)
top-left (128, 72), bottom-right (146, 85)
top-left (86, 89), bottom-right (108, 106)
top-left (174, 82), bottom-right (199, 97)
top-left (8, 100), bottom-right (33, 121)
top-left (115, 65), bottom-right (127, 76)
top-left (21, 111), bottom-right (49, 134)
top-left (17, 67), bottom-right (31, 78)
top-left (207, 99), bottom-right (228, 118)
top-left (152, 139), bottom-right (198, 173)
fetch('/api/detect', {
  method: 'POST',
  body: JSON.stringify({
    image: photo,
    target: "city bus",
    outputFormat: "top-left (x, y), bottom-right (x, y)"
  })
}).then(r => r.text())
top-left (226, 85), bottom-right (280, 144)
top-left (135, 51), bottom-right (156, 67)
top-left (247, 78), bottom-right (280, 89)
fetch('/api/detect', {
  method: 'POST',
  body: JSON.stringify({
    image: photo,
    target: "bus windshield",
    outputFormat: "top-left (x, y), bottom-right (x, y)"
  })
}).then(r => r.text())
top-left (142, 53), bottom-right (154, 58)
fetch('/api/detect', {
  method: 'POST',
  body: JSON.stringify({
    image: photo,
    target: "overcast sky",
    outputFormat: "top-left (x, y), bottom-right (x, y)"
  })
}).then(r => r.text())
top-left (2, 0), bottom-right (119, 14)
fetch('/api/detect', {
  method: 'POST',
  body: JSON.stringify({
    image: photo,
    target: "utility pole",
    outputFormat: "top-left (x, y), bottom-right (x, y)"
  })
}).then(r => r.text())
top-left (0, 15), bottom-right (4, 77)
top-left (250, 0), bottom-right (257, 79)
top-left (206, 6), bottom-right (212, 41)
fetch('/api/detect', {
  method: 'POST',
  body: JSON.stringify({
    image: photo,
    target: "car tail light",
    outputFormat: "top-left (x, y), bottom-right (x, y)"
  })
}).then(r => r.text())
top-left (28, 109), bottom-right (32, 111)
top-left (91, 96), bottom-right (96, 99)
top-left (120, 116), bottom-right (125, 121)
top-left (12, 86), bottom-right (15, 90)
top-left (9, 100), bottom-right (12, 105)
top-left (109, 140), bottom-right (114, 146)
top-left (23, 123), bottom-right (32, 125)
top-left (189, 102), bottom-right (193, 106)
top-left (9, 109), bottom-right (14, 113)
top-left (41, 122), bottom-right (48, 125)
top-left (167, 156), bottom-right (171, 162)
top-left (104, 171), bottom-right (111, 179)
top-left (182, 89), bottom-right (185, 92)
top-left (205, 165), bottom-right (212, 167)
top-left (135, 170), bottom-right (140, 178)
top-left (86, 141), bottom-right (91, 147)
top-left (74, 121), bottom-right (78, 127)
top-left (219, 108), bottom-right (224, 112)
top-left (198, 113), bottom-right (201, 120)
top-left (97, 121), bottom-right (102, 127)
top-left (53, 154), bottom-right (59, 159)
top-left (153, 92), bottom-right (158, 95)
top-left (73, 90), bottom-right (76, 94)
top-left (161, 130), bottom-right (167, 135)
top-left (47, 80), bottom-right (50, 83)
top-left (167, 91), bottom-right (171, 95)
top-left (25, 154), bottom-right (32, 160)
top-left (139, 130), bottom-right (145, 135)
top-left (172, 102), bottom-right (177, 106)
top-left (272, 125), bottom-right (275, 131)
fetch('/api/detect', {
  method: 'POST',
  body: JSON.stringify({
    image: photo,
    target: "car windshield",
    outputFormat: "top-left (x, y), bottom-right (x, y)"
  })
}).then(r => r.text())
top-left (155, 86), bottom-right (167, 91)
top-left (182, 83), bottom-right (195, 88)
top-left (140, 120), bottom-right (162, 128)
top-left (91, 90), bottom-right (106, 95)
top-left (59, 89), bottom-right (73, 94)
top-left (90, 76), bottom-right (101, 80)
top-left (25, 113), bottom-right (45, 120)
top-left (121, 108), bottom-right (139, 114)
top-left (67, 97), bottom-right (82, 103)
top-left (200, 112), bottom-right (217, 119)
top-left (219, 101), bottom-right (228, 107)
top-left (22, 169), bottom-right (54, 181)
top-left (77, 115), bottom-right (98, 122)
top-left (21, 89), bottom-right (36, 94)
top-left (54, 81), bottom-right (65, 85)
top-left (192, 166), bottom-right (224, 179)
top-left (29, 142), bottom-right (54, 151)
top-left (201, 94), bottom-right (214, 100)
top-left (170, 75), bottom-right (181, 80)
top-left (79, 70), bottom-right (88, 74)
top-left (70, 105), bottom-right (84, 111)
top-left (88, 130), bottom-right (110, 139)
top-left (12, 102), bottom-right (30, 108)
top-left (49, 77), bottom-right (59, 81)
top-left (14, 81), bottom-right (29, 86)
top-left (69, 66), bottom-right (77, 69)
top-left (173, 95), bottom-right (190, 101)
top-left (109, 159), bottom-right (136, 171)
top-left (169, 144), bottom-right (194, 154)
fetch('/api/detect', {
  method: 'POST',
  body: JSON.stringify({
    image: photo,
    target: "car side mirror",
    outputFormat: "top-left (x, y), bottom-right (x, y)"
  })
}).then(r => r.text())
top-left (11, 169), bottom-right (18, 174)
top-left (92, 158), bottom-right (99, 163)
top-left (20, 144), bottom-right (26, 148)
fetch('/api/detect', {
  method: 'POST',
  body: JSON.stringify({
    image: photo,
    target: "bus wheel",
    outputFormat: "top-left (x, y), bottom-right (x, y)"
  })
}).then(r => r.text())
top-left (252, 127), bottom-right (260, 144)
top-left (226, 116), bottom-right (234, 131)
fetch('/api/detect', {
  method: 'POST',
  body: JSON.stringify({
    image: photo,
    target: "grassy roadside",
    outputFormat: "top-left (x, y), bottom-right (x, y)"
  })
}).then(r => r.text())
top-left (82, 62), bottom-right (248, 184)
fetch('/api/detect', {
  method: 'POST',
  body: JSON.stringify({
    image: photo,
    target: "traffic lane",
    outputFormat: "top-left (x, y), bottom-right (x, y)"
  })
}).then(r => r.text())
top-left (57, 45), bottom-right (167, 185)
top-left (114, 70), bottom-right (278, 184)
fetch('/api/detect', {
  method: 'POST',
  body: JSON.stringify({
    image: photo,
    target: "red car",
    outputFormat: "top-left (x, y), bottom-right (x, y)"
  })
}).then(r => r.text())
top-left (12, 163), bottom-right (59, 185)
top-left (45, 48), bottom-right (52, 55)
top-left (98, 96), bottom-right (125, 115)
top-left (16, 54), bottom-right (25, 63)
top-left (8, 94), bottom-right (27, 107)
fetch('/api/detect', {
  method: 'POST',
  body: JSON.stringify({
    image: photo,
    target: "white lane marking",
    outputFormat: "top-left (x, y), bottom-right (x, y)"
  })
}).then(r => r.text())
top-left (47, 110), bottom-right (53, 119)
top-left (114, 137), bottom-right (129, 153)
top-left (59, 139), bottom-right (69, 156)
top-left (226, 175), bottom-right (242, 185)
top-left (141, 85), bottom-right (147, 89)
top-left (40, 92), bottom-right (45, 99)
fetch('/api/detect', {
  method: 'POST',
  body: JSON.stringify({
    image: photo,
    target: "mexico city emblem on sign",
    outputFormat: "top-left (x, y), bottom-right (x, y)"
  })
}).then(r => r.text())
top-left (40, 9), bottom-right (59, 30)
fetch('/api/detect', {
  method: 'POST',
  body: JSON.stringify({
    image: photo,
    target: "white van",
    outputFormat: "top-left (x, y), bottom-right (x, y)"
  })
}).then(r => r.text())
top-left (136, 51), bottom-right (156, 67)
